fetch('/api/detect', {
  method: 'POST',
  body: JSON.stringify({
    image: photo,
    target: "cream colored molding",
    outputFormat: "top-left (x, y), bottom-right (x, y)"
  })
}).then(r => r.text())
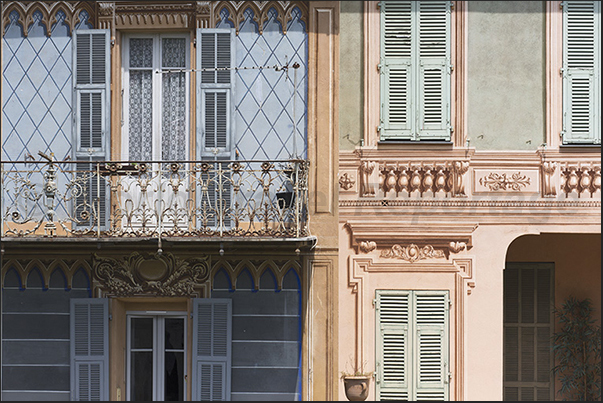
top-left (2, 1), bottom-right (96, 36)
top-left (97, 2), bottom-right (114, 32)
top-left (340, 149), bottom-right (601, 200)
top-left (347, 255), bottom-right (473, 401)
top-left (214, 1), bottom-right (309, 35)
top-left (362, 1), bottom-right (467, 148)
top-left (196, 1), bottom-right (211, 28)
top-left (344, 220), bottom-right (476, 254)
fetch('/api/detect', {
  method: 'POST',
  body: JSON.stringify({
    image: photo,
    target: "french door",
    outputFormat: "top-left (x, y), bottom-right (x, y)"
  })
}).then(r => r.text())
top-left (121, 33), bottom-right (190, 230)
top-left (127, 314), bottom-right (187, 401)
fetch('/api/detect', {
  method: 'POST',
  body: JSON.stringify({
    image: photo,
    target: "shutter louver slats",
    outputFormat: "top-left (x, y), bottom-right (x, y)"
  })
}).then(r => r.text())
top-left (192, 299), bottom-right (231, 401)
top-left (381, 1), bottom-right (450, 141)
top-left (216, 33), bottom-right (231, 84)
top-left (71, 299), bottom-right (109, 401)
top-left (563, 1), bottom-right (600, 144)
top-left (76, 34), bottom-right (91, 85)
top-left (376, 291), bottom-right (448, 401)
top-left (504, 263), bottom-right (554, 401)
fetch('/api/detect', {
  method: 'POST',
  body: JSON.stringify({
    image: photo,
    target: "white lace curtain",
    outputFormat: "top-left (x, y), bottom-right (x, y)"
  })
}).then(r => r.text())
top-left (128, 37), bottom-right (187, 162)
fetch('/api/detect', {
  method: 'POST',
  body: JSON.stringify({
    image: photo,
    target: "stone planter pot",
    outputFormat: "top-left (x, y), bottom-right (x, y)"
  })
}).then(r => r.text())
top-left (343, 375), bottom-right (371, 401)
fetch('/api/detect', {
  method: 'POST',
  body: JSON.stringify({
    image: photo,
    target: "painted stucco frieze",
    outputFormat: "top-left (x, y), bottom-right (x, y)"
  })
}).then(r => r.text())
top-left (92, 252), bottom-right (210, 297)
top-left (478, 171), bottom-right (532, 191)
top-left (339, 172), bottom-right (356, 191)
top-left (2, 1), bottom-right (96, 36)
top-left (380, 244), bottom-right (446, 263)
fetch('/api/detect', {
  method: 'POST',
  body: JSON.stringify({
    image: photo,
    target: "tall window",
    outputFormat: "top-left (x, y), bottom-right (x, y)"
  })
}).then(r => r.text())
top-left (503, 263), bottom-right (554, 401)
top-left (375, 290), bottom-right (449, 400)
top-left (379, 1), bottom-right (452, 141)
top-left (561, 1), bottom-right (600, 145)
top-left (122, 34), bottom-right (189, 161)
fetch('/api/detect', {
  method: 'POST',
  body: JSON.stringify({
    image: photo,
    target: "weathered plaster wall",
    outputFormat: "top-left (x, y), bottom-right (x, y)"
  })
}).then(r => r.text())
top-left (339, 1), bottom-right (363, 151)
top-left (467, 1), bottom-right (545, 151)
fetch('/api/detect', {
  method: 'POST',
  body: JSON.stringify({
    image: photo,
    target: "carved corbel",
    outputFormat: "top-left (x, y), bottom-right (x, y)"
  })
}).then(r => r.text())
top-left (541, 161), bottom-right (557, 197)
top-left (358, 241), bottom-right (377, 254)
top-left (359, 161), bottom-right (377, 197)
top-left (451, 161), bottom-right (469, 197)
top-left (97, 2), bottom-right (115, 33)
top-left (196, 1), bottom-right (211, 28)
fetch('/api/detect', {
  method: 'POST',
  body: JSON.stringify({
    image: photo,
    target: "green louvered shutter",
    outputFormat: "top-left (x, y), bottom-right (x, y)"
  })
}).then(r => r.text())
top-left (70, 299), bottom-right (109, 401)
top-left (417, 1), bottom-right (451, 140)
top-left (376, 290), bottom-right (449, 401)
top-left (380, 1), bottom-right (413, 140)
top-left (414, 292), bottom-right (449, 401)
top-left (562, 1), bottom-right (601, 144)
top-left (192, 299), bottom-right (232, 401)
top-left (73, 30), bottom-right (110, 229)
top-left (376, 291), bottom-right (411, 400)
top-left (380, 1), bottom-right (451, 141)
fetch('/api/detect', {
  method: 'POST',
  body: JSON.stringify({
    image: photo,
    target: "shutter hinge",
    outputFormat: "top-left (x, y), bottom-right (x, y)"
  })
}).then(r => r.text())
top-left (560, 130), bottom-right (565, 139)
top-left (448, 298), bottom-right (452, 309)
top-left (559, 2), bottom-right (564, 10)
top-left (450, 2), bottom-right (454, 11)
top-left (376, 2), bottom-right (382, 9)
top-left (193, 37), bottom-right (197, 47)
top-left (190, 312), bottom-right (194, 319)
top-left (372, 298), bottom-right (377, 308)
top-left (377, 63), bottom-right (382, 73)
top-left (559, 67), bottom-right (565, 76)
top-left (109, 314), bottom-right (112, 321)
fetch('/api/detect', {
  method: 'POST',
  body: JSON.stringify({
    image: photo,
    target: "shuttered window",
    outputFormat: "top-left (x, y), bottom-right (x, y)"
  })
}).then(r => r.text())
top-left (70, 298), bottom-right (109, 401)
top-left (196, 29), bottom-right (234, 230)
top-left (192, 298), bottom-right (232, 401)
top-left (561, 1), bottom-right (601, 144)
top-left (503, 263), bottom-right (554, 401)
top-left (197, 29), bottom-right (234, 158)
top-left (73, 30), bottom-right (110, 229)
top-left (380, 1), bottom-right (451, 141)
top-left (376, 290), bottom-right (449, 401)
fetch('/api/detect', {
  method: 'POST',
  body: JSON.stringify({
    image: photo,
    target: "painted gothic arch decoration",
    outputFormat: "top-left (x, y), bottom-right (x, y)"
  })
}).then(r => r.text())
top-left (1, 1), bottom-right (309, 35)
top-left (1, 1), bottom-right (96, 37)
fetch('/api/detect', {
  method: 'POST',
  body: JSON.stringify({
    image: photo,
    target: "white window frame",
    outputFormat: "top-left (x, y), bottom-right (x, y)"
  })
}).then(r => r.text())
top-left (126, 312), bottom-right (188, 402)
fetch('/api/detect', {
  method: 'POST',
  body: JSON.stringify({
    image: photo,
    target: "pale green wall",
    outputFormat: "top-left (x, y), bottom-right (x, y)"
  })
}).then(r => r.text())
top-left (339, 1), bottom-right (364, 151)
top-left (467, 1), bottom-right (545, 150)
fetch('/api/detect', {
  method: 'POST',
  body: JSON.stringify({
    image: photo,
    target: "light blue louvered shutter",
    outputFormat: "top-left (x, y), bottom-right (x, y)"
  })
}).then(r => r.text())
top-left (73, 30), bottom-right (110, 229)
top-left (70, 298), bottom-right (109, 401)
top-left (416, 1), bottom-right (451, 141)
top-left (197, 29), bottom-right (234, 158)
top-left (380, 1), bottom-right (414, 140)
top-left (192, 298), bottom-right (232, 401)
top-left (74, 30), bottom-right (110, 157)
top-left (414, 291), bottom-right (449, 401)
top-left (376, 291), bottom-right (411, 400)
top-left (562, 1), bottom-right (601, 144)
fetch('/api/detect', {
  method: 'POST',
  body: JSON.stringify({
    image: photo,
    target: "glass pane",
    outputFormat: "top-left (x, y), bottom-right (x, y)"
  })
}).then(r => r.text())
top-left (164, 351), bottom-right (184, 401)
top-left (130, 38), bottom-right (153, 68)
top-left (129, 70), bottom-right (153, 161)
top-left (161, 72), bottom-right (187, 161)
top-left (165, 318), bottom-right (184, 350)
top-left (131, 351), bottom-right (153, 401)
top-left (162, 38), bottom-right (186, 68)
top-left (131, 317), bottom-right (153, 349)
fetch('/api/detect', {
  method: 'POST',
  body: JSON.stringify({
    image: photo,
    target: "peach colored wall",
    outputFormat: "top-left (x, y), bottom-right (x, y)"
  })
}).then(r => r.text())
top-left (506, 233), bottom-right (601, 325)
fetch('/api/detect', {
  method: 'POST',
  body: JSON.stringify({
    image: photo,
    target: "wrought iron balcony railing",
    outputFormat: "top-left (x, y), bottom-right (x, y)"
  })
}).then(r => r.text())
top-left (2, 154), bottom-right (309, 239)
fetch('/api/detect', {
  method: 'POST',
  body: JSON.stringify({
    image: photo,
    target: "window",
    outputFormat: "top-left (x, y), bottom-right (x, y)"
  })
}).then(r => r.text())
top-left (503, 263), bottom-right (554, 401)
top-left (379, 1), bottom-right (452, 142)
top-left (375, 290), bottom-right (449, 400)
top-left (561, 1), bottom-right (600, 145)
top-left (127, 314), bottom-right (186, 401)
top-left (122, 33), bottom-right (190, 161)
